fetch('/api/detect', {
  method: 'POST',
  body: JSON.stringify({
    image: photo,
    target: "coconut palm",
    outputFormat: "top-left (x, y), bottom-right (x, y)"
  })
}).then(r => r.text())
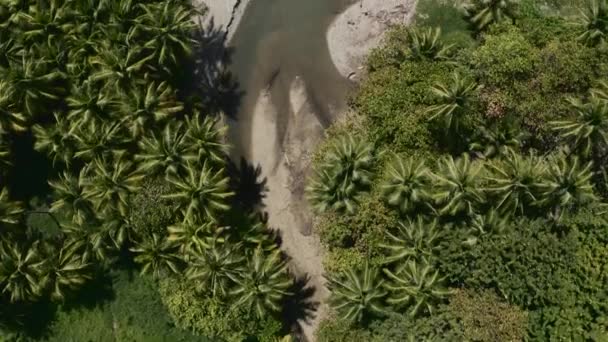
top-left (0, 33), bottom-right (22, 69)
top-left (469, 123), bottom-right (527, 158)
top-left (185, 240), bottom-right (244, 298)
top-left (590, 79), bottom-right (608, 100)
top-left (62, 220), bottom-right (112, 264)
top-left (550, 96), bottom-right (608, 158)
top-left (41, 243), bottom-right (90, 301)
top-left (73, 120), bottom-right (130, 161)
top-left (380, 155), bottom-right (431, 213)
top-left (576, 0), bottom-right (608, 46)
top-left (231, 247), bottom-right (292, 318)
top-left (0, 241), bottom-right (46, 302)
top-left (306, 135), bottom-right (375, 214)
top-left (383, 260), bottom-right (451, 316)
top-left (328, 262), bottom-right (386, 322)
top-left (97, 210), bottom-right (132, 250)
top-left (135, 121), bottom-right (196, 176)
top-left (0, 80), bottom-right (27, 133)
top-left (49, 170), bottom-right (95, 224)
top-left (427, 72), bottom-right (479, 133)
top-left (1, 53), bottom-right (66, 119)
top-left (184, 112), bottom-right (228, 164)
top-left (405, 27), bottom-right (453, 61)
top-left (167, 216), bottom-right (219, 253)
top-left (119, 81), bottom-right (183, 138)
top-left (14, 0), bottom-right (74, 47)
top-left (380, 218), bottom-right (443, 264)
top-left (0, 187), bottom-right (23, 228)
top-left (463, 0), bottom-right (519, 32)
top-left (485, 149), bottom-right (545, 215)
top-left (130, 234), bottom-right (181, 278)
top-left (164, 160), bottom-right (233, 222)
top-left (82, 156), bottom-right (144, 216)
top-left (66, 79), bottom-right (116, 129)
top-left (90, 44), bottom-right (154, 90)
top-left (539, 153), bottom-right (597, 211)
top-left (432, 154), bottom-right (484, 217)
top-left (32, 112), bottom-right (78, 166)
top-left (131, 1), bottom-right (197, 69)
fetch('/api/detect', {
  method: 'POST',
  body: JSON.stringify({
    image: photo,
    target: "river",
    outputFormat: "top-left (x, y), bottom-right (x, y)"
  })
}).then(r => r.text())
top-left (226, 0), bottom-right (357, 159)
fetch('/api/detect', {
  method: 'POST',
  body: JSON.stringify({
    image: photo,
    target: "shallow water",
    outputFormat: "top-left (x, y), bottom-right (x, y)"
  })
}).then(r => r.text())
top-left (227, 0), bottom-right (356, 158)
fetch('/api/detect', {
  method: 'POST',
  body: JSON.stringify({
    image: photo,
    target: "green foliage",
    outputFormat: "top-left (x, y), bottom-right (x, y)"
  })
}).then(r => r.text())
top-left (328, 262), bottom-right (386, 323)
top-left (404, 27), bottom-right (454, 61)
top-left (380, 218), bottom-right (443, 264)
top-left (463, 0), bottom-right (520, 32)
top-left (576, 0), bottom-right (608, 46)
top-left (306, 135), bottom-right (376, 214)
top-left (427, 71), bottom-right (480, 133)
top-left (447, 288), bottom-right (528, 341)
top-left (380, 155), bottom-right (431, 214)
top-left (432, 154), bottom-right (485, 217)
top-left (130, 234), bottom-right (181, 278)
top-left (159, 278), bottom-right (281, 341)
top-left (316, 317), bottom-right (371, 342)
top-left (129, 176), bottom-right (177, 238)
top-left (383, 260), bottom-right (451, 317)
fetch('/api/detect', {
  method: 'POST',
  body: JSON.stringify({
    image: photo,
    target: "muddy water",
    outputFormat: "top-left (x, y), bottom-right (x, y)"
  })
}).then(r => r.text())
top-left (227, 0), bottom-right (356, 159)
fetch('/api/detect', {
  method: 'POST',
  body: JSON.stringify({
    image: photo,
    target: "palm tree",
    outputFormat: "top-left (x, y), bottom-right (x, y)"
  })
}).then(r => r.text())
top-left (41, 242), bottom-right (90, 301)
top-left (539, 152), bottom-right (597, 213)
top-left (119, 81), bottom-right (183, 139)
top-left (405, 27), bottom-right (453, 61)
top-left (135, 121), bottom-right (196, 176)
top-left (131, 2), bottom-right (197, 70)
top-left (167, 216), bottom-right (219, 253)
top-left (66, 79), bottom-right (116, 129)
top-left (0, 80), bottom-right (27, 133)
top-left (590, 79), bottom-right (608, 100)
top-left (484, 149), bottom-right (545, 215)
top-left (469, 123), bottom-right (527, 158)
top-left (14, 0), bottom-right (74, 47)
top-left (97, 210), bottom-right (132, 250)
top-left (49, 170), bottom-right (95, 224)
top-left (82, 156), bottom-right (144, 216)
top-left (184, 113), bottom-right (229, 164)
top-left (550, 96), bottom-right (608, 158)
top-left (231, 247), bottom-right (292, 318)
top-left (130, 234), bottom-right (181, 278)
top-left (306, 135), bottom-right (375, 214)
top-left (0, 187), bottom-right (23, 228)
top-left (164, 160), bottom-right (233, 222)
top-left (185, 240), bottom-right (245, 298)
top-left (380, 155), bottom-right (431, 213)
top-left (576, 0), bottom-right (608, 46)
top-left (383, 260), bottom-right (451, 316)
top-left (0, 134), bottom-right (10, 175)
top-left (0, 241), bottom-right (46, 302)
top-left (62, 220), bottom-right (112, 264)
top-left (90, 44), bottom-right (154, 90)
top-left (427, 72), bottom-right (479, 133)
top-left (0, 33), bottom-right (22, 69)
top-left (32, 112), bottom-right (77, 167)
top-left (432, 154), bottom-right (484, 217)
top-left (328, 262), bottom-right (386, 322)
top-left (463, 0), bottom-right (519, 32)
top-left (1, 53), bottom-right (66, 119)
top-left (380, 218), bottom-right (443, 264)
top-left (73, 120), bottom-right (130, 161)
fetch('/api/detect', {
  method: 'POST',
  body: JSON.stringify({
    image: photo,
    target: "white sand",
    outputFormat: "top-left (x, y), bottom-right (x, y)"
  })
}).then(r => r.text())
top-left (327, 0), bottom-right (417, 80)
top-left (193, 0), bottom-right (251, 42)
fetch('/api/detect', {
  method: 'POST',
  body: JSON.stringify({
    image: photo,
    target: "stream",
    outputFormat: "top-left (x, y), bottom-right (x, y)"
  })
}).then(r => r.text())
top-left (227, 0), bottom-right (357, 159)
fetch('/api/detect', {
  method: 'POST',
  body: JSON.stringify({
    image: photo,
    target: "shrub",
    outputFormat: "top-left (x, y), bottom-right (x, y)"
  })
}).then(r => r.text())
top-left (129, 176), bottom-right (177, 238)
top-left (316, 317), bottom-right (371, 342)
top-left (158, 278), bottom-right (282, 341)
top-left (447, 288), bottom-right (528, 341)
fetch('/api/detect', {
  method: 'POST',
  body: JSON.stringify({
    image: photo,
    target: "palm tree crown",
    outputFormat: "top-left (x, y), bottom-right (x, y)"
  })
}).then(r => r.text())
top-left (427, 72), bottom-right (479, 133)
top-left (432, 154), bottom-right (485, 217)
top-left (381, 155), bottom-right (431, 214)
top-left (577, 0), bottom-right (608, 46)
top-left (463, 0), bottom-right (519, 32)
top-left (380, 218), bottom-right (443, 264)
top-left (135, 121), bottom-right (196, 176)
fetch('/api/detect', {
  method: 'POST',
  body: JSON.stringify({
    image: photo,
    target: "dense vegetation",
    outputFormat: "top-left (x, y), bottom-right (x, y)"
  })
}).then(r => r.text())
top-left (0, 0), bottom-right (294, 340)
top-left (311, 0), bottom-right (608, 340)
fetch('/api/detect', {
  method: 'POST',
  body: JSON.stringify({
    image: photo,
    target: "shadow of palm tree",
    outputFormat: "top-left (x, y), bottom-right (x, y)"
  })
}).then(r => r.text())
top-left (281, 273), bottom-right (320, 339)
top-left (228, 157), bottom-right (268, 212)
